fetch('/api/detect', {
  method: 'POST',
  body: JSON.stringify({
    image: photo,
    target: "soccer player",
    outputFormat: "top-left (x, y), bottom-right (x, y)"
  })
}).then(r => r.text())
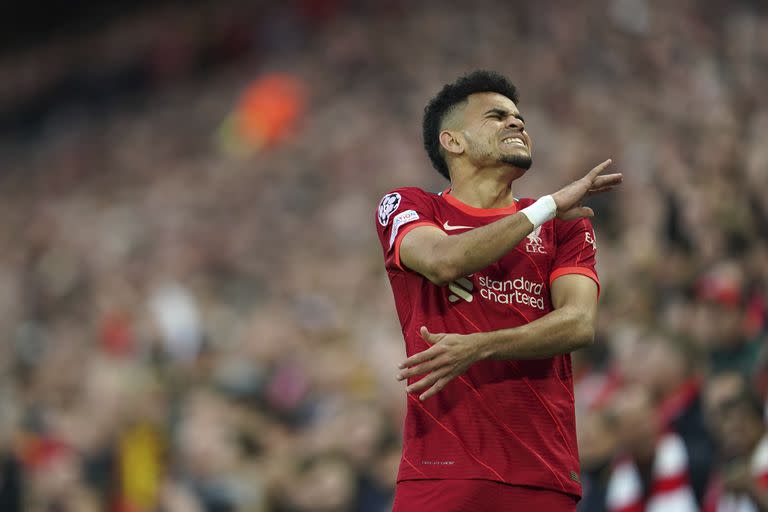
top-left (374, 70), bottom-right (623, 511)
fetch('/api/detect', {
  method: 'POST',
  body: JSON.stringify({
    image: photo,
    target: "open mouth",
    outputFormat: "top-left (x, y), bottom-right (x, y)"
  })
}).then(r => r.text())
top-left (501, 136), bottom-right (526, 148)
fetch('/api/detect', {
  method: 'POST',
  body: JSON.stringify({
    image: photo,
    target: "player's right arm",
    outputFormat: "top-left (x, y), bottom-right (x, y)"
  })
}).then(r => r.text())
top-left (399, 214), bottom-right (533, 286)
top-left (400, 159), bottom-right (621, 286)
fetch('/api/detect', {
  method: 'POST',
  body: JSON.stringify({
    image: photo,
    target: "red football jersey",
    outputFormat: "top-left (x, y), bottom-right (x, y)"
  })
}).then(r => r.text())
top-left (375, 186), bottom-right (600, 499)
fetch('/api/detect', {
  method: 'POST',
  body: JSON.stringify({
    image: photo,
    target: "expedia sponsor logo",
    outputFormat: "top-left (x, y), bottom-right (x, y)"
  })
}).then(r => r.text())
top-left (478, 275), bottom-right (545, 310)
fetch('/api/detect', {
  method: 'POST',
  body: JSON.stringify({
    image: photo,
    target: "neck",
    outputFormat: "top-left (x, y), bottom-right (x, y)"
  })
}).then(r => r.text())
top-left (448, 163), bottom-right (524, 209)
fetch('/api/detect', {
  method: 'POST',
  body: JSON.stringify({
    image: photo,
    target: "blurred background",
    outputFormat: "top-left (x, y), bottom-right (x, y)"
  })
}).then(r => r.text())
top-left (0, 0), bottom-right (766, 511)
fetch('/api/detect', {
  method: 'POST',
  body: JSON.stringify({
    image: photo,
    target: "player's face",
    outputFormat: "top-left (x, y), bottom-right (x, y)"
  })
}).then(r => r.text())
top-left (461, 92), bottom-right (533, 171)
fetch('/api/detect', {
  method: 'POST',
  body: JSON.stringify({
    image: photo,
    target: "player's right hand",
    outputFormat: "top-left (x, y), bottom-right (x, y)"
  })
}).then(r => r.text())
top-left (551, 159), bottom-right (623, 220)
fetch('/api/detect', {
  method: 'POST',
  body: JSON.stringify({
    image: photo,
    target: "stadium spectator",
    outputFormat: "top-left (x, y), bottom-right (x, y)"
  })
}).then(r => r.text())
top-left (640, 333), bottom-right (714, 503)
top-left (605, 386), bottom-right (698, 512)
top-left (702, 372), bottom-right (768, 512)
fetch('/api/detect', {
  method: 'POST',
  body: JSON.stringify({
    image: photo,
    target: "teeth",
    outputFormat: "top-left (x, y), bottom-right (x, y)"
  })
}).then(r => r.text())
top-left (502, 137), bottom-right (525, 146)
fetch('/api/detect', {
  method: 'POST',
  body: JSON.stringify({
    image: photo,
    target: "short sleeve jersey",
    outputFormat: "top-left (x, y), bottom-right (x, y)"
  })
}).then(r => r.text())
top-left (375, 186), bottom-right (600, 499)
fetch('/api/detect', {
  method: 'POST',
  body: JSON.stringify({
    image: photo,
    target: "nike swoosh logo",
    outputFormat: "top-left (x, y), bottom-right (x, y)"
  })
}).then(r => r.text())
top-left (443, 221), bottom-right (474, 231)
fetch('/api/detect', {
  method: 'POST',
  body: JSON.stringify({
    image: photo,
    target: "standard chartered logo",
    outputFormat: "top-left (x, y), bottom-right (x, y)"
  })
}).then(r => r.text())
top-left (478, 275), bottom-right (545, 310)
top-left (446, 275), bottom-right (546, 310)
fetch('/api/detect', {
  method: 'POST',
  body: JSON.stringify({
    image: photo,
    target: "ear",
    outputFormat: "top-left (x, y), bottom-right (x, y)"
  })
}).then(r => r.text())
top-left (439, 130), bottom-right (464, 155)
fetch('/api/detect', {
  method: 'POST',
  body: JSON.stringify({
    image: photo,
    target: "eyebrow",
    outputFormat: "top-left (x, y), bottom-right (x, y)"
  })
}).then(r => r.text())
top-left (484, 108), bottom-right (524, 122)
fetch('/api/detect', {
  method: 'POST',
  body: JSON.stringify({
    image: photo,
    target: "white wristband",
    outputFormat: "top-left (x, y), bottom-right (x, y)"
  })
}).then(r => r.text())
top-left (520, 195), bottom-right (556, 228)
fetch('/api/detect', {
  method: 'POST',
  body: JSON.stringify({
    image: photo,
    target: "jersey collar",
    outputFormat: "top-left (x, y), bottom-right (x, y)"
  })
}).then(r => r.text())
top-left (442, 188), bottom-right (518, 217)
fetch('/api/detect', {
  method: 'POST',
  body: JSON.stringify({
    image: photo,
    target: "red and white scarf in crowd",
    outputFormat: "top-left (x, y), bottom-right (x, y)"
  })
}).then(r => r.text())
top-left (606, 432), bottom-right (698, 512)
top-left (703, 434), bottom-right (768, 512)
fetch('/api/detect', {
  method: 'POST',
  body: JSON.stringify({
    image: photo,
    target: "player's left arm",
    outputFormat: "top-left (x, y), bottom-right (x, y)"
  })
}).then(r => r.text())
top-left (397, 273), bottom-right (597, 401)
top-left (480, 273), bottom-right (597, 357)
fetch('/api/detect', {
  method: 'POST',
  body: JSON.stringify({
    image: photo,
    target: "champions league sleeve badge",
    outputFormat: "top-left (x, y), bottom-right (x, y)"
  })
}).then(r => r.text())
top-left (378, 192), bottom-right (402, 226)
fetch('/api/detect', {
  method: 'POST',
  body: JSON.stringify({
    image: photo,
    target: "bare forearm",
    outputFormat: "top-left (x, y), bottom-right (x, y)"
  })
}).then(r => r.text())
top-left (474, 306), bottom-right (594, 360)
top-left (396, 275), bottom-right (599, 400)
top-left (432, 212), bottom-right (534, 283)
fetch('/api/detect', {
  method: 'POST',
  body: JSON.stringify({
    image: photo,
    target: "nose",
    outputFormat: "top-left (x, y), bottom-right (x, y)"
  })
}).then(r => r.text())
top-left (506, 116), bottom-right (524, 130)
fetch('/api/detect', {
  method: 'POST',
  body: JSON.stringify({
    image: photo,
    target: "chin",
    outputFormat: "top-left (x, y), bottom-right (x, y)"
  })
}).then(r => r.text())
top-left (500, 153), bottom-right (533, 170)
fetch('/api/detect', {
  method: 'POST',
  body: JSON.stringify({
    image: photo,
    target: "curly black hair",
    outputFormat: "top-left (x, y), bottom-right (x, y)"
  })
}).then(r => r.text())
top-left (422, 70), bottom-right (520, 180)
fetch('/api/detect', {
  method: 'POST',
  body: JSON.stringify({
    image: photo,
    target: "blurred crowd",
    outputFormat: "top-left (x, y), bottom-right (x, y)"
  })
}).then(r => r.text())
top-left (0, 0), bottom-right (766, 511)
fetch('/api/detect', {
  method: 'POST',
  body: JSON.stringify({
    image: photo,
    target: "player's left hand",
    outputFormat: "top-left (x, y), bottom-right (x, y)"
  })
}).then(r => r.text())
top-left (396, 326), bottom-right (482, 401)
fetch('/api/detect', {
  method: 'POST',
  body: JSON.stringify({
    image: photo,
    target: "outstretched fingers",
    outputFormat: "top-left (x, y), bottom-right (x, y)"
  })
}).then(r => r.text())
top-left (585, 186), bottom-right (617, 197)
top-left (585, 159), bottom-right (613, 181)
top-left (418, 376), bottom-right (453, 401)
top-left (399, 345), bottom-right (439, 369)
top-left (398, 326), bottom-right (444, 369)
top-left (397, 357), bottom-right (443, 380)
top-left (406, 367), bottom-right (451, 395)
top-left (592, 173), bottom-right (623, 187)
